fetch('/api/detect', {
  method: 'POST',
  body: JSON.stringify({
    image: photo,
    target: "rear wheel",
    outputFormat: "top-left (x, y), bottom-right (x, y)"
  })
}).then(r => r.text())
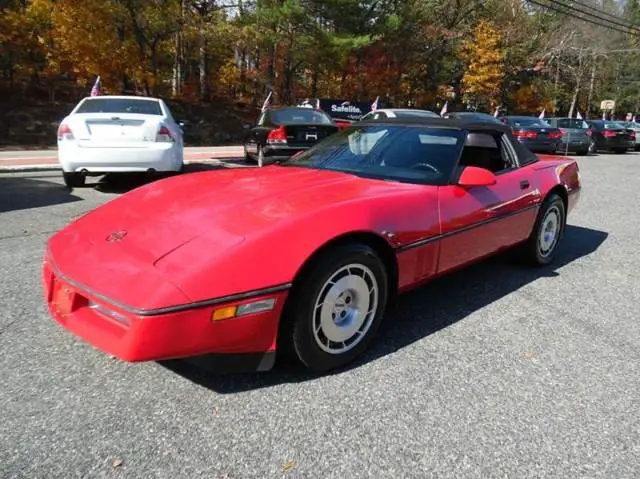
top-left (576, 147), bottom-right (589, 156)
top-left (520, 193), bottom-right (566, 266)
top-left (613, 148), bottom-right (627, 154)
top-left (280, 244), bottom-right (389, 372)
top-left (62, 172), bottom-right (85, 188)
top-left (588, 140), bottom-right (597, 154)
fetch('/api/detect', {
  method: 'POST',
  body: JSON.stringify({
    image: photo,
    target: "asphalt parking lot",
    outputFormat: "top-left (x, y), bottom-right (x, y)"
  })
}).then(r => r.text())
top-left (1, 153), bottom-right (639, 478)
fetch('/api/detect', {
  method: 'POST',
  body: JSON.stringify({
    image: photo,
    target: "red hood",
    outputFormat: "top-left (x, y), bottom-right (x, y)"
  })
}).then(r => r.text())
top-left (47, 166), bottom-right (412, 309)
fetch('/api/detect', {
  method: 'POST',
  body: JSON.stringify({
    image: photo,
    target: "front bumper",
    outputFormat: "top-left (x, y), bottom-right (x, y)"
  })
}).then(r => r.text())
top-left (42, 255), bottom-right (286, 367)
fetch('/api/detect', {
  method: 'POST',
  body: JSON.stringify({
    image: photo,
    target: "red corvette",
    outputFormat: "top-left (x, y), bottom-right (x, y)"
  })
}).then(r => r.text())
top-left (43, 118), bottom-right (581, 373)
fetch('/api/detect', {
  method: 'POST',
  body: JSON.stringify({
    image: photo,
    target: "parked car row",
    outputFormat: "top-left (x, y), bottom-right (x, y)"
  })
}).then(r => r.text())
top-left (56, 94), bottom-right (639, 187)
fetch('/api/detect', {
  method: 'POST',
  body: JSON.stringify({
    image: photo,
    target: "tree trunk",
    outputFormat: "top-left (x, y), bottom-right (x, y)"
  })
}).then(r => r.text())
top-left (267, 41), bottom-right (277, 92)
top-left (311, 67), bottom-right (318, 98)
top-left (568, 83), bottom-right (580, 119)
top-left (252, 46), bottom-right (260, 107)
top-left (199, 30), bottom-right (208, 101)
top-left (586, 62), bottom-right (596, 118)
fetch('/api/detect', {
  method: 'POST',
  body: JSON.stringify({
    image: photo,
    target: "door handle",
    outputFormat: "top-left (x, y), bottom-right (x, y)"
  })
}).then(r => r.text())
top-left (520, 180), bottom-right (530, 189)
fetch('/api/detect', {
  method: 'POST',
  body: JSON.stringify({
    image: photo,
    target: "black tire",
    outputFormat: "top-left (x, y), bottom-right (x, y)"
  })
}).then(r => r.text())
top-left (576, 148), bottom-right (589, 156)
top-left (62, 172), bottom-right (85, 188)
top-left (520, 194), bottom-right (566, 266)
top-left (613, 148), bottom-right (627, 154)
top-left (588, 140), bottom-right (597, 154)
top-left (279, 243), bottom-right (389, 373)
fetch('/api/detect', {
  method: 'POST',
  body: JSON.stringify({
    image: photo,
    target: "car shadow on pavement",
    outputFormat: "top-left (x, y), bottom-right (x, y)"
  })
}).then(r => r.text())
top-left (0, 175), bottom-right (82, 213)
top-left (158, 224), bottom-right (608, 393)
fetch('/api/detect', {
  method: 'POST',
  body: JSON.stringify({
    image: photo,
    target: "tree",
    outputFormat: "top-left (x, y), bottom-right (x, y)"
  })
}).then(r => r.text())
top-left (459, 20), bottom-right (504, 110)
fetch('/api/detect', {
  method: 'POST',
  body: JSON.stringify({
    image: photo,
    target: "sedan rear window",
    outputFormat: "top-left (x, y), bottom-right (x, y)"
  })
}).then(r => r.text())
top-left (505, 117), bottom-right (551, 127)
top-left (555, 119), bottom-right (589, 129)
top-left (270, 108), bottom-right (333, 125)
top-left (75, 98), bottom-right (163, 116)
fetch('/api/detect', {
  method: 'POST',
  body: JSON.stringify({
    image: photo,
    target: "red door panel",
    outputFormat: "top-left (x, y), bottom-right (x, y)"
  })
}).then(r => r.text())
top-left (437, 167), bottom-right (542, 274)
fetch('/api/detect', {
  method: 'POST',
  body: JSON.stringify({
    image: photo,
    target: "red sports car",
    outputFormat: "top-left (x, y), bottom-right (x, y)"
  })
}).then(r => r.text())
top-left (43, 117), bottom-right (581, 373)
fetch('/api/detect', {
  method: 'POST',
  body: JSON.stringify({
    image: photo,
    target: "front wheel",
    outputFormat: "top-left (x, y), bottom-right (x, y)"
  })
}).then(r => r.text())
top-left (280, 244), bottom-right (389, 372)
top-left (520, 194), bottom-right (566, 266)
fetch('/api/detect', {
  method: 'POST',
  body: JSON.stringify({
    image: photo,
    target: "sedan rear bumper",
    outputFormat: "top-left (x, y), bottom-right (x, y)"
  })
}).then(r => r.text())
top-left (58, 140), bottom-right (183, 173)
top-left (517, 139), bottom-right (561, 152)
top-left (596, 138), bottom-right (635, 150)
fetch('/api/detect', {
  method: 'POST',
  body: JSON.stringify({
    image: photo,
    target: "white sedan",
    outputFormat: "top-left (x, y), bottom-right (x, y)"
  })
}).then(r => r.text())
top-left (57, 95), bottom-right (184, 187)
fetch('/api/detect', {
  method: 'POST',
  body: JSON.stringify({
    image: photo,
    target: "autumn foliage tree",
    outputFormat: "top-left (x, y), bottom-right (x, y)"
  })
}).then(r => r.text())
top-left (459, 20), bottom-right (505, 111)
top-left (1, 0), bottom-right (640, 123)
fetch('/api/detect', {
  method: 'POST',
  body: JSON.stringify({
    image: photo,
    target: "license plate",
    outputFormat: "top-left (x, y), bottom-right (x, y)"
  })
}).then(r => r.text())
top-left (54, 283), bottom-right (75, 315)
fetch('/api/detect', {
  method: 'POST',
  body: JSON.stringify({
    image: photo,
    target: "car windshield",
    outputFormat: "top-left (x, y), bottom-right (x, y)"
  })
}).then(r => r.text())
top-left (270, 108), bottom-right (333, 124)
top-left (75, 98), bottom-right (163, 115)
top-left (279, 125), bottom-right (466, 185)
top-left (506, 117), bottom-right (551, 127)
top-left (554, 119), bottom-right (589, 129)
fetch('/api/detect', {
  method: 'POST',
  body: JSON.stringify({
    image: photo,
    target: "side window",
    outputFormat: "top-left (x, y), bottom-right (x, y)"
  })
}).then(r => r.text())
top-left (374, 112), bottom-right (387, 119)
top-left (509, 135), bottom-right (538, 166)
top-left (457, 131), bottom-right (515, 174)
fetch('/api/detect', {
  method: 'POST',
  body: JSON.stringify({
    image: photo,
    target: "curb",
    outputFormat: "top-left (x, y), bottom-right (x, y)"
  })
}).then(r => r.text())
top-left (0, 154), bottom-right (245, 173)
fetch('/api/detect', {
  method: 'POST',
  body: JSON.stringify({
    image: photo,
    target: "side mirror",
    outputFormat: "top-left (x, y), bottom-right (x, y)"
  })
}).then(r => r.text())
top-left (457, 166), bottom-right (497, 187)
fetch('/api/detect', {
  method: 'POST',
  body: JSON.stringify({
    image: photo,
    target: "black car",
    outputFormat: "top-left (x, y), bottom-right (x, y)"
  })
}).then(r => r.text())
top-left (499, 116), bottom-right (562, 153)
top-left (444, 111), bottom-right (503, 124)
top-left (243, 107), bottom-right (340, 166)
top-left (586, 120), bottom-right (635, 153)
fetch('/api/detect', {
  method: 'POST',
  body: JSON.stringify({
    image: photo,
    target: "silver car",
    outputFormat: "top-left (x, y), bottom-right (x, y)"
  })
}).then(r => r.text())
top-left (617, 122), bottom-right (640, 150)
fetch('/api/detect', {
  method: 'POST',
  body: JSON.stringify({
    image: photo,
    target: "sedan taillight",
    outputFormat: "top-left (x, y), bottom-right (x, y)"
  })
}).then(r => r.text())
top-left (516, 130), bottom-right (537, 139)
top-left (156, 125), bottom-right (175, 142)
top-left (57, 123), bottom-right (74, 141)
top-left (267, 126), bottom-right (287, 144)
top-left (603, 130), bottom-right (617, 138)
top-left (548, 130), bottom-right (563, 139)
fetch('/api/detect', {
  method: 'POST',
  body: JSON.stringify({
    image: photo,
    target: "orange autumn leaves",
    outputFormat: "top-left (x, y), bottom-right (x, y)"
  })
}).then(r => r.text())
top-left (460, 20), bottom-right (505, 110)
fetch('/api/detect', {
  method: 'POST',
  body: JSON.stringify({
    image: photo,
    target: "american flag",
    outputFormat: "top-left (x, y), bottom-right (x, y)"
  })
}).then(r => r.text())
top-left (261, 91), bottom-right (273, 112)
top-left (440, 101), bottom-right (448, 117)
top-left (538, 108), bottom-right (545, 120)
top-left (371, 96), bottom-right (379, 112)
top-left (576, 111), bottom-right (583, 120)
top-left (90, 76), bottom-right (101, 96)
